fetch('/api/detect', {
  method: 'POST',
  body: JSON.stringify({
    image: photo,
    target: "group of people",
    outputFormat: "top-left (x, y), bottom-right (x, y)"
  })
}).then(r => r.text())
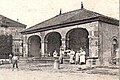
top-left (69, 48), bottom-right (86, 65)
top-left (9, 54), bottom-right (19, 71)
top-left (53, 47), bottom-right (86, 65)
top-left (9, 48), bottom-right (86, 71)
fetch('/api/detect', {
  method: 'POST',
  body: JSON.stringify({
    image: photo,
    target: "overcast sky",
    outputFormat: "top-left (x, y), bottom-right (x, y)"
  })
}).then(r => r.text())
top-left (0, 0), bottom-right (119, 27)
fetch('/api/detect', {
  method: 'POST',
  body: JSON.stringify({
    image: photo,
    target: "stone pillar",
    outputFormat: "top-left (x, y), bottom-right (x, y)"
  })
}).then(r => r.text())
top-left (61, 31), bottom-right (66, 50)
top-left (88, 34), bottom-right (100, 66)
top-left (88, 35), bottom-right (92, 57)
top-left (41, 39), bottom-right (45, 57)
top-left (88, 35), bottom-right (99, 57)
top-left (40, 32), bottom-right (45, 57)
top-left (44, 40), bottom-right (48, 56)
top-left (23, 42), bottom-right (28, 57)
top-left (61, 38), bottom-right (66, 51)
top-left (22, 35), bottom-right (29, 57)
top-left (54, 58), bottom-right (60, 69)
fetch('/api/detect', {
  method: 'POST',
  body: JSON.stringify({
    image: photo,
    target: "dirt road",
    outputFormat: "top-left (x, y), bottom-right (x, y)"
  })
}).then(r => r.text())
top-left (0, 63), bottom-right (118, 80)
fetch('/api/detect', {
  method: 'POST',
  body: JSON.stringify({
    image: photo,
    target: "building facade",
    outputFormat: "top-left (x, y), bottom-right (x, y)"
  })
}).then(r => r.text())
top-left (0, 15), bottom-right (26, 57)
top-left (21, 7), bottom-right (119, 66)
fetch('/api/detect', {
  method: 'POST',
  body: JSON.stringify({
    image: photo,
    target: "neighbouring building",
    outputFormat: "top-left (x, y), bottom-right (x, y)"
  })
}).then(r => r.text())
top-left (21, 4), bottom-right (119, 66)
top-left (0, 15), bottom-right (26, 58)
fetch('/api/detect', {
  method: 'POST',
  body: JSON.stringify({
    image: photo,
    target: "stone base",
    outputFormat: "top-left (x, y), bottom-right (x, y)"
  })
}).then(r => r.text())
top-left (86, 59), bottom-right (100, 67)
top-left (54, 59), bottom-right (60, 69)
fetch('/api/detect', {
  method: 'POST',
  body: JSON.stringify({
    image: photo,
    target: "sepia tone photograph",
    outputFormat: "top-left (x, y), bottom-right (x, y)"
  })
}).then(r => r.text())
top-left (0, 0), bottom-right (119, 80)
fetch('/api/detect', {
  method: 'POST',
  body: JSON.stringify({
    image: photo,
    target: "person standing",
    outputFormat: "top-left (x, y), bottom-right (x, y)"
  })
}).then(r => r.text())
top-left (75, 51), bottom-right (80, 65)
top-left (80, 48), bottom-right (86, 65)
top-left (53, 50), bottom-right (60, 69)
top-left (59, 48), bottom-right (64, 64)
top-left (53, 50), bottom-right (58, 58)
top-left (12, 54), bottom-right (19, 71)
top-left (69, 49), bottom-right (75, 64)
top-left (9, 54), bottom-right (12, 63)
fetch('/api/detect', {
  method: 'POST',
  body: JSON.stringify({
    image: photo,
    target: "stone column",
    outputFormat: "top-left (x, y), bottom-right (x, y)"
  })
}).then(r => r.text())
top-left (28, 42), bottom-right (31, 57)
top-left (54, 58), bottom-right (60, 69)
top-left (61, 38), bottom-right (66, 51)
top-left (41, 39), bottom-right (45, 57)
top-left (88, 36), bottom-right (99, 57)
top-left (88, 34), bottom-right (100, 66)
top-left (88, 35), bottom-right (92, 57)
top-left (22, 35), bottom-right (29, 57)
top-left (40, 32), bottom-right (45, 57)
top-left (66, 38), bottom-right (69, 50)
top-left (61, 31), bottom-right (66, 51)
top-left (44, 40), bottom-right (48, 56)
top-left (23, 42), bottom-right (28, 57)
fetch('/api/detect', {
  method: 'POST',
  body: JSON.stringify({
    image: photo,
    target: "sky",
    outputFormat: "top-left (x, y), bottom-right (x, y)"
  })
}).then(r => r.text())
top-left (0, 0), bottom-right (119, 28)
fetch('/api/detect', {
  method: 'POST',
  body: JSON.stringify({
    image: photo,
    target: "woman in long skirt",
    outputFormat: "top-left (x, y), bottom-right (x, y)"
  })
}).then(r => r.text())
top-left (80, 48), bottom-right (86, 64)
top-left (69, 49), bottom-right (75, 64)
top-left (75, 51), bottom-right (80, 65)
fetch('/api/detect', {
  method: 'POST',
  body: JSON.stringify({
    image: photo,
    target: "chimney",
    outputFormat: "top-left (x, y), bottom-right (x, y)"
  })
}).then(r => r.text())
top-left (81, 2), bottom-right (84, 9)
top-left (59, 8), bottom-right (62, 15)
top-left (17, 18), bottom-right (19, 22)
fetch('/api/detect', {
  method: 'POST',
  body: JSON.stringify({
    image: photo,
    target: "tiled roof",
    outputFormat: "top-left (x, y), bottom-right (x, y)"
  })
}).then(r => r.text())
top-left (22, 8), bottom-right (118, 34)
top-left (0, 15), bottom-right (26, 28)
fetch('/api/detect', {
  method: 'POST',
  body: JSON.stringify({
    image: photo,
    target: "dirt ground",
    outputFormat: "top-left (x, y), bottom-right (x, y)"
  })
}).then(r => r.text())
top-left (0, 62), bottom-right (119, 80)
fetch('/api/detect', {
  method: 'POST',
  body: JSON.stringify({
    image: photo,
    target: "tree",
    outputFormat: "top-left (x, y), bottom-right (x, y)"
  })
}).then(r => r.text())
top-left (0, 35), bottom-right (12, 59)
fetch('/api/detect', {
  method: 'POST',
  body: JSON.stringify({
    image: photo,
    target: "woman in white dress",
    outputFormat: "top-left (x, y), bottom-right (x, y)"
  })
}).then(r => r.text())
top-left (69, 49), bottom-right (75, 64)
top-left (80, 48), bottom-right (86, 64)
top-left (75, 51), bottom-right (80, 65)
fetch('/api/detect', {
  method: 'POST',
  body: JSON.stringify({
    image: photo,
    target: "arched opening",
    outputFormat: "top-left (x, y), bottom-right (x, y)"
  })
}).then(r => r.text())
top-left (66, 28), bottom-right (89, 56)
top-left (28, 35), bottom-right (41, 57)
top-left (45, 32), bottom-right (62, 57)
top-left (112, 39), bottom-right (118, 64)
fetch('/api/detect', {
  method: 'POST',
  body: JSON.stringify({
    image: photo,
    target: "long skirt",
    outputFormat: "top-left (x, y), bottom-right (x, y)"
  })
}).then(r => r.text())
top-left (80, 55), bottom-right (85, 64)
top-left (70, 55), bottom-right (75, 64)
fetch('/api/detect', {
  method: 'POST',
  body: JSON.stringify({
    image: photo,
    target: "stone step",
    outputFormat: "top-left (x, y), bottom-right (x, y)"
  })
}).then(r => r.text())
top-left (19, 57), bottom-right (70, 63)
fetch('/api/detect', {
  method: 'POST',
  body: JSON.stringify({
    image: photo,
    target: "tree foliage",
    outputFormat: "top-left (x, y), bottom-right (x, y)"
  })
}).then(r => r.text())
top-left (0, 35), bottom-right (12, 59)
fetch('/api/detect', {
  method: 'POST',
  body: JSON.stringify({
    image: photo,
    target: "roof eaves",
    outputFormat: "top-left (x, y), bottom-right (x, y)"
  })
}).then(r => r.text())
top-left (98, 16), bottom-right (119, 26)
top-left (24, 9), bottom-right (82, 31)
top-left (21, 16), bottom-right (100, 34)
top-left (21, 8), bottom-right (119, 34)
top-left (0, 14), bottom-right (27, 28)
top-left (26, 15), bottom-right (60, 30)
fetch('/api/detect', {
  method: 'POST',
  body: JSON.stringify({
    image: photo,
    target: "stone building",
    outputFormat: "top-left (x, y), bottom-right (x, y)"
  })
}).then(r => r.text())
top-left (21, 5), bottom-right (119, 66)
top-left (0, 15), bottom-right (26, 56)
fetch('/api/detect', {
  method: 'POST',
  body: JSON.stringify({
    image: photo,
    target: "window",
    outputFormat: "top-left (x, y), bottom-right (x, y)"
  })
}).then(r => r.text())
top-left (14, 44), bottom-right (19, 53)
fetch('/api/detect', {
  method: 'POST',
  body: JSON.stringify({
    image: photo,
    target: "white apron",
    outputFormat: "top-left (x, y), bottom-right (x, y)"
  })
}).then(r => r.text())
top-left (80, 51), bottom-right (86, 63)
top-left (69, 51), bottom-right (75, 63)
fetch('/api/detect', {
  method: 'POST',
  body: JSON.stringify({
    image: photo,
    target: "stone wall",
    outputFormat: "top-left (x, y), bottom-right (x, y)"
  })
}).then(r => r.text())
top-left (99, 21), bottom-right (119, 66)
